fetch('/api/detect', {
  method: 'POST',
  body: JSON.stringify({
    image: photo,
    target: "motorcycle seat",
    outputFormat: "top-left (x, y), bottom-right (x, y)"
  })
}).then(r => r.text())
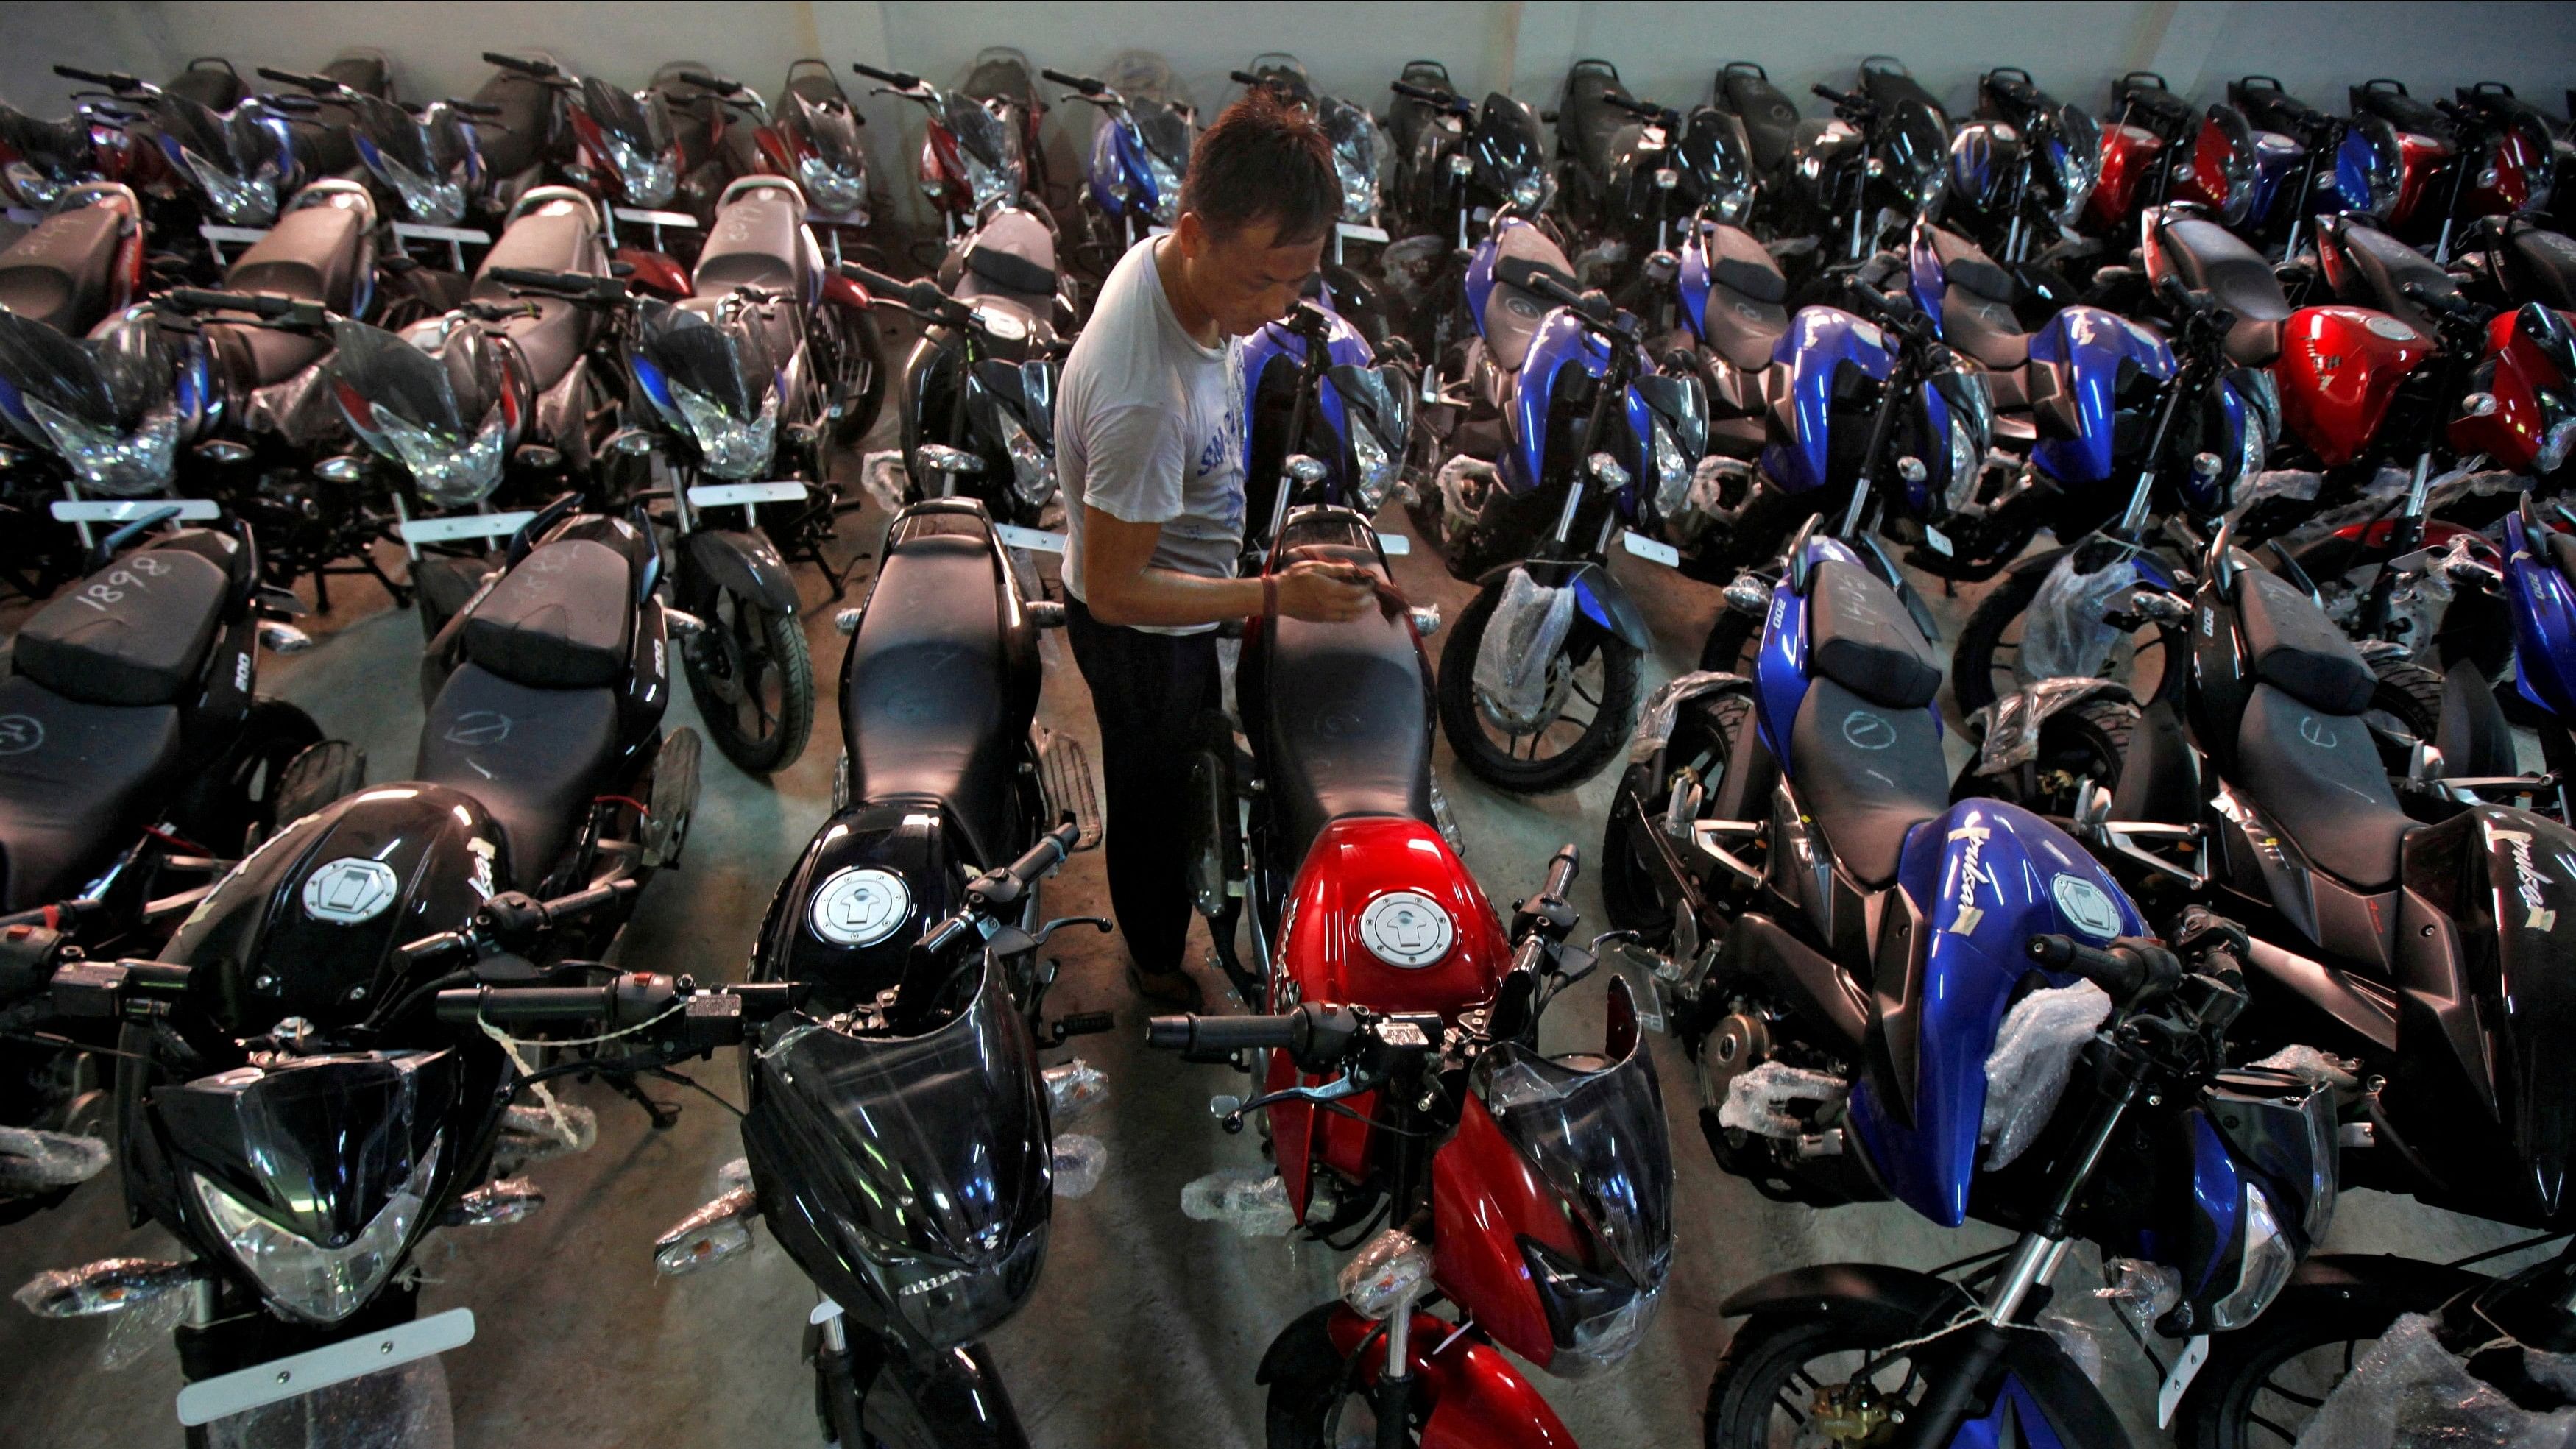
top-left (843, 524), bottom-right (1018, 867)
top-left (2507, 227), bottom-right (2576, 310)
top-left (1558, 61), bottom-right (1635, 179)
top-left (693, 185), bottom-right (806, 300)
top-left (415, 662), bottom-right (621, 888)
top-left (13, 542), bottom-right (229, 707)
top-left (2232, 682), bottom-right (2414, 889)
top-left (2332, 222), bottom-right (2458, 339)
top-left (1928, 227), bottom-right (2014, 305)
top-left (2232, 564), bottom-right (2377, 716)
top-left (1700, 283), bottom-right (1791, 373)
top-left (226, 202), bottom-right (364, 313)
top-left (459, 538), bottom-right (634, 690)
top-left (0, 205), bottom-right (122, 333)
top-left (1260, 543), bottom-right (1434, 871)
top-left (1701, 224), bottom-right (1788, 303)
top-left (473, 204), bottom-right (601, 393)
top-left (1942, 288), bottom-right (2028, 371)
top-left (955, 208), bottom-right (1057, 308)
top-left (166, 60), bottom-right (246, 113)
top-left (0, 673), bottom-right (183, 912)
top-left (1788, 674), bottom-right (1946, 888)
top-left (2152, 216), bottom-right (2290, 365)
top-left (1805, 561), bottom-right (1942, 709)
top-left (1718, 68), bottom-right (1801, 176)
top-left (1485, 224), bottom-right (1576, 372)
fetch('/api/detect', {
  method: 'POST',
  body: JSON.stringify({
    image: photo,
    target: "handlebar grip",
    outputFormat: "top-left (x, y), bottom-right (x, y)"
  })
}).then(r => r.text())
top-left (838, 261), bottom-right (911, 298)
top-left (484, 53), bottom-right (556, 77)
top-left (449, 100), bottom-right (504, 118)
top-left (1389, 80), bottom-right (1448, 104)
top-left (488, 265), bottom-right (592, 293)
top-left (1812, 83), bottom-right (1855, 105)
top-left (1040, 68), bottom-right (1098, 93)
top-left (1144, 1013), bottom-right (1298, 1053)
top-left (1004, 823), bottom-right (1080, 889)
top-left (1540, 843), bottom-right (1580, 901)
top-left (851, 63), bottom-right (918, 89)
top-left (1231, 71), bottom-right (1265, 87)
top-left (676, 71), bottom-right (736, 94)
top-left (255, 66), bottom-right (334, 92)
top-left (166, 288), bottom-right (289, 317)
top-left (2026, 934), bottom-right (2170, 1002)
top-left (435, 984), bottom-right (615, 1025)
top-left (54, 66), bottom-right (138, 91)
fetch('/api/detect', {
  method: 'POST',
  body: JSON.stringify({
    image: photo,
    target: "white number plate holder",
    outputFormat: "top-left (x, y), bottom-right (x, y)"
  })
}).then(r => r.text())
top-left (1337, 222), bottom-right (1390, 243)
top-left (389, 222), bottom-right (490, 247)
top-left (613, 207), bottom-right (699, 230)
top-left (687, 481), bottom-right (807, 508)
top-left (52, 498), bottom-right (222, 523)
top-left (994, 524), bottom-right (1066, 554)
top-left (399, 511), bottom-right (537, 545)
top-left (175, 1308), bottom-right (475, 1426)
top-left (1620, 531), bottom-right (1682, 569)
top-left (1376, 531), bottom-right (1411, 556)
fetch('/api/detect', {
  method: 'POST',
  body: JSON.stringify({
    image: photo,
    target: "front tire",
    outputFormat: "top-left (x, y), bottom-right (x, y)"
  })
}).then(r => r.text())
top-left (683, 589), bottom-right (815, 776)
top-left (2173, 1272), bottom-right (2466, 1449)
top-left (1706, 1308), bottom-right (2115, 1449)
top-left (1437, 581), bottom-right (1640, 796)
top-left (1261, 1304), bottom-right (1418, 1449)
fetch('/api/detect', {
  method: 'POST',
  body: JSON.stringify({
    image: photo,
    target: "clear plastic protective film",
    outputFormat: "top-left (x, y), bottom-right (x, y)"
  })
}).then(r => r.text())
top-left (1473, 566), bottom-right (1577, 731)
top-left (1979, 979), bottom-right (2112, 1170)
top-left (2293, 1313), bottom-right (2576, 1449)
top-left (202, 1358), bottom-right (455, 1449)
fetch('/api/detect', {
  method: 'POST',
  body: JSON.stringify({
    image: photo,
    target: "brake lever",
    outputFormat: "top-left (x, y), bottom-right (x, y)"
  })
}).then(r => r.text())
top-left (1214, 1062), bottom-right (1384, 1134)
top-left (1027, 915), bottom-right (1113, 949)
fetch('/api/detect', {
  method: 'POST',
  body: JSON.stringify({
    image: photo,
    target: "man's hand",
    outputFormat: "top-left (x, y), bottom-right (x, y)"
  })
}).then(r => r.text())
top-left (1273, 559), bottom-right (1378, 623)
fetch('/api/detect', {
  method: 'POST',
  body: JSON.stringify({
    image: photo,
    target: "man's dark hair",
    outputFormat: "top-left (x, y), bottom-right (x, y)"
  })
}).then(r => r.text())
top-left (1180, 89), bottom-right (1339, 247)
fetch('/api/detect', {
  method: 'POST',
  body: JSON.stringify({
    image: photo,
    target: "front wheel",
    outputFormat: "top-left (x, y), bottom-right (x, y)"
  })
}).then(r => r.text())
top-left (1705, 1308), bottom-right (2117, 1449)
top-left (682, 589), bottom-right (815, 776)
top-left (1261, 1304), bottom-right (1420, 1448)
top-left (2173, 1272), bottom-right (2467, 1449)
top-left (1437, 580), bottom-right (1641, 796)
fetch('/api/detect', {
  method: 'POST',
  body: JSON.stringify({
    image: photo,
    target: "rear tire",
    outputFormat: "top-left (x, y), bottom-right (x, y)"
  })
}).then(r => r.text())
top-left (822, 305), bottom-right (888, 449)
top-left (2364, 651), bottom-right (2446, 746)
top-left (1602, 692), bottom-right (1759, 943)
top-left (1958, 695), bottom-right (2137, 818)
top-left (1436, 581), bottom-right (1640, 796)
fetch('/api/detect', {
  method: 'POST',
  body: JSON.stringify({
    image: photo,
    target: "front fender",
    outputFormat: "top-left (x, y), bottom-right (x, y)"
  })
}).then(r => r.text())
top-left (1295, 1305), bottom-right (1578, 1449)
top-left (1716, 1261), bottom-right (1973, 1328)
top-left (685, 528), bottom-right (800, 614)
top-left (1475, 558), bottom-right (1653, 652)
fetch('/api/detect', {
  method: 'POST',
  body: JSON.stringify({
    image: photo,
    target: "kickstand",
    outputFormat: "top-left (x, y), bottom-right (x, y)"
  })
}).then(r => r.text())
top-left (611, 1074), bottom-right (681, 1130)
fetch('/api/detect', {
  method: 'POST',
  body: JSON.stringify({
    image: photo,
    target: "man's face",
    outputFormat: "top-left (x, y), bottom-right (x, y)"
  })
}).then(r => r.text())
top-left (1178, 214), bottom-right (1327, 336)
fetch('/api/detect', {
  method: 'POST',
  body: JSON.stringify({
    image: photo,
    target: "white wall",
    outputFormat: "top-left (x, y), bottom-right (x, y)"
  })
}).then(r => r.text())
top-left (7, 0), bottom-right (2573, 228)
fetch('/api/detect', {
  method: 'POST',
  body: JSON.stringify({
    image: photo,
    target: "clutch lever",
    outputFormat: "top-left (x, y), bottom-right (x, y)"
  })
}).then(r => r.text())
top-left (1214, 1060), bottom-right (1385, 1135)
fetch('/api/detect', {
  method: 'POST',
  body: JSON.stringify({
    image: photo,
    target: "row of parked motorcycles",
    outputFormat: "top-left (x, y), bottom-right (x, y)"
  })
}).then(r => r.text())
top-left (2, 38), bottom-right (2576, 1449)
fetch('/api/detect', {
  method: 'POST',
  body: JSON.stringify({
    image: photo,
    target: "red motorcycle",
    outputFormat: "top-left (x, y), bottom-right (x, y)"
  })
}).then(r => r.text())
top-left (2088, 73), bottom-right (2262, 238)
top-left (478, 52), bottom-right (696, 291)
top-left (852, 60), bottom-right (1038, 252)
top-left (1156, 504), bottom-right (1672, 1446)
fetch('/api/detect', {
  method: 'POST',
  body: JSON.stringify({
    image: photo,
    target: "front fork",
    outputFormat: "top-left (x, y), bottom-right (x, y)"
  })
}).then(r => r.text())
top-left (1374, 1308), bottom-right (1416, 1449)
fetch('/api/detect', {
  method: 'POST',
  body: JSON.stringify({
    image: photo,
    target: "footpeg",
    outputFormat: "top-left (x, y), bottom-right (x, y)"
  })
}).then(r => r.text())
top-left (1037, 729), bottom-right (1103, 850)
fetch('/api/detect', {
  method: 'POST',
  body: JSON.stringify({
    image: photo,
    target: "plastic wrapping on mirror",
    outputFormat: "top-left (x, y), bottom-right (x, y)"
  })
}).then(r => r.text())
top-left (1050, 1133), bottom-right (1105, 1199)
top-left (2248, 1044), bottom-right (2363, 1094)
top-left (1473, 567), bottom-right (1577, 731)
top-left (1629, 670), bottom-right (1749, 765)
top-left (1970, 678), bottom-right (2134, 775)
top-left (1718, 1062), bottom-right (1851, 1140)
top-left (1041, 1059), bottom-right (1108, 1123)
top-left (1981, 979), bottom-right (2112, 1169)
top-left (2290, 1312), bottom-right (2576, 1449)
top-left (0, 1125), bottom-right (110, 1191)
top-left (1179, 1166), bottom-right (1295, 1236)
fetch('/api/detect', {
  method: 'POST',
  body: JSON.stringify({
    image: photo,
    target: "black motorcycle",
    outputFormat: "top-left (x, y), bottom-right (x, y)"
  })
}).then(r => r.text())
top-left (255, 65), bottom-right (504, 269)
top-left (1772, 60), bottom-right (1951, 269)
top-left (849, 236), bottom-right (1069, 538)
top-left (645, 494), bottom-right (1105, 1445)
top-left (1554, 60), bottom-right (1757, 281)
top-left (1945, 67), bottom-right (2102, 272)
top-left (10, 499), bottom-right (698, 1442)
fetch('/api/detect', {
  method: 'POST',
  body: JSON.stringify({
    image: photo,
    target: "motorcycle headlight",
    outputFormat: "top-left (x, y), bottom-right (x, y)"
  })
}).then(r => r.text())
top-left (1520, 1236), bottom-right (1659, 1375)
top-left (21, 392), bottom-right (180, 497)
top-left (1508, 169), bottom-right (1547, 212)
top-left (962, 149), bottom-right (1013, 213)
top-left (1350, 417), bottom-right (1397, 512)
top-left (372, 405), bottom-right (508, 506)
top-left (2234, 411), bottom-right (2267, 500)
top-left (1334, 142), bottom-right (1379, 224)
top-left (3, 161), bottom-right (62, 210)
top-left (2540, 417), bottom-right (2576, 475)
top-left (374, 148), bottom-right (468, 226)
top-left (179, 148), bottom-right (279, 226)
top-left (994, 405), bottom-right (1057, 507)
top-left (1944, 417), bottom-right (1978, 513)
top-left (2207, 1183), bottom-right (2295, 1331)
top-left (1649, 417), bottom-right (1689, 520)
top-left (796, 151), bottom-right (866, 216)
top-left (1144, 152), bottom-right (1183, 225)
top-left (602, 130), bottom-right (676, 208)
top-left (191, 1133), bottom-right (441, 1325)
top-left (671, 379), bottom-right (779, 481)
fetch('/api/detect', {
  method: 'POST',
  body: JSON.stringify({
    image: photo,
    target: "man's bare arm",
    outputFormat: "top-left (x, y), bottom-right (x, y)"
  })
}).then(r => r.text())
top-left (1079, 507), bottom-right (1373, 627)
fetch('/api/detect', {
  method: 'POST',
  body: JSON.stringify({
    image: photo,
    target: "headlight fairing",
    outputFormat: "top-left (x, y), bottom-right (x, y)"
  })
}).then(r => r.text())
top-left (2207, 1183), bottom-right (2293, 1329)
top-left (177, 146), bottom-right (281, 227)
top-left (1649, 417), bottom-right (1689, 520)
top-left (22, 391), bottom-right (180, 496)
top-left (672, 378), bottom-right (779, 480)
top-left (372, 147), bottom-right (468, 226)
top-left (796, 151), bottom-right (866, 216)
top-left (3, 160), bottom-right (63, 210)
top-left (1519, 1236), bottom-right (1659, 1374)
top-left (961, 149), bottom-right (1013, 213)
top-left (994, 404), bottom-right (1057, 506)
top-left (372, 404), bottom-right (508, 506)
top-left (1144, 151), bottom-right (1183, 225)
top-left (1348, 418), bottom-right (1396, 512)
top-left (1334, 136), bottom-right (1380, 224)
top-left (1507, 169), bottom-right (1548, 213)
top-left (602, 130), bottom-right (677, 208)
top-left (193, 1133), bottom-right (442, 1325)
top-left (1943, 417), bottom-right (1978, 513)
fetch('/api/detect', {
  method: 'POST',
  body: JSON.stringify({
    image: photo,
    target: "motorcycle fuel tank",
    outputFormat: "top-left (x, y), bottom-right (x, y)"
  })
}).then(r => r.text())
top-left (2271, 304), bottom-right (2435, 466)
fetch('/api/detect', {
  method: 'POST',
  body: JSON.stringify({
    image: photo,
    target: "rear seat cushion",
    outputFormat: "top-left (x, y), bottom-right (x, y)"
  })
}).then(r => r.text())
top-left (963, 210), bottom-right (1056, 299)
top-left (2234, 566), bottom-right (2375, 716)
top-left (459, 538), bottom-right (632, 690)
top-left (0, 674), bottom-right (184, 910)
top-left (1701, 223), bottom-right (1786, 302)
top-left (414, 662), bottom-right (620, 888)
top-left (14, 546), bottom-right (228, 706)
top-left (1805, 561), bottom-right (1942, 709)
top-left (1929, 227), bottom-right (2014, 302)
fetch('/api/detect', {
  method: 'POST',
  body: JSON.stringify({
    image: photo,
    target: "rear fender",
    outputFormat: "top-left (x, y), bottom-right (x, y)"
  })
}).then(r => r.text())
top-left (1473, 557), bottom-right (1651, 651)
top-left (684, 527), bottom-right (800, 614)
top-left (1299, 1305), bottom-right (1578, 1449)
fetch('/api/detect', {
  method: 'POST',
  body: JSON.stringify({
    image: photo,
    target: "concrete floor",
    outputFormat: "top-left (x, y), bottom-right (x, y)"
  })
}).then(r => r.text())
top-left (0, 413), bottom-right (2553, 1448)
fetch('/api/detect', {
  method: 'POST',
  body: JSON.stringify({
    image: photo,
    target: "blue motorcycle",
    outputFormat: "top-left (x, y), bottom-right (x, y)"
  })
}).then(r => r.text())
top-left (1234, 297), bottom-right (1415, 571)
top-left (1412, 217), bottom-right (1709, 793)
top-left (2499, 493), bottom-right (2576, 818)
top-left (1043, 63), bottom-right (1196, 272)
top-left (1602, 514), bottom-right (2332, 1448)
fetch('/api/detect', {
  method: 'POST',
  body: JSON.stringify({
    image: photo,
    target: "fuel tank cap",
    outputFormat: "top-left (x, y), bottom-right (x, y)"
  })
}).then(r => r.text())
top-left (1359, 890), bottom-right (1454, 968)
top-left (810, 867), bottom-right (912, 948)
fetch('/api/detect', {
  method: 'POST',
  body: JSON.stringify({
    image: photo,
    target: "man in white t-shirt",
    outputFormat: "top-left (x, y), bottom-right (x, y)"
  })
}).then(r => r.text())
top-left (1058, 91), bottom-right (1373, 1007)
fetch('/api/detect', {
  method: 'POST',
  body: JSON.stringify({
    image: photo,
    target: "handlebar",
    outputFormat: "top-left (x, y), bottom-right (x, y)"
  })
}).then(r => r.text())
top-left (446, 99), bottom-right (505, 118)
top-left (674, 71), bottom-right (739, 96)
top-left (852, 63), bottom-right (921, 90)
top-left (256, 66), bottom-right (342, 95)
top-left (967, 821), bottom-right (1082, 910)
top-left (1599, 91), bottom-right (1666, 121)
top-left (1390, 79), bottom-right (1468, 113)
top-left (433, 974), bottom-right (804, 1048)
top-left (483, 52), bottom-right (561, 79)
top-left (1498, 258), bottom-right (1629, 336)
top-left (399, 878), bottom-right (640, 969)
top-left (2026, 933), bottom-right (2181, 1003)
top-left (838, 261), bottom-right (969, 327)
top-left (1812, 83), bottom-right (1869, 113)
top-left (1041, 68), bottom-right (1105, 96)
top-left (1144, 999), bottom-right (1386, 1070)
top-left (54, 66), bottom-right (146, 94)
top-left (488, 266), bottom-right (629, 303)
